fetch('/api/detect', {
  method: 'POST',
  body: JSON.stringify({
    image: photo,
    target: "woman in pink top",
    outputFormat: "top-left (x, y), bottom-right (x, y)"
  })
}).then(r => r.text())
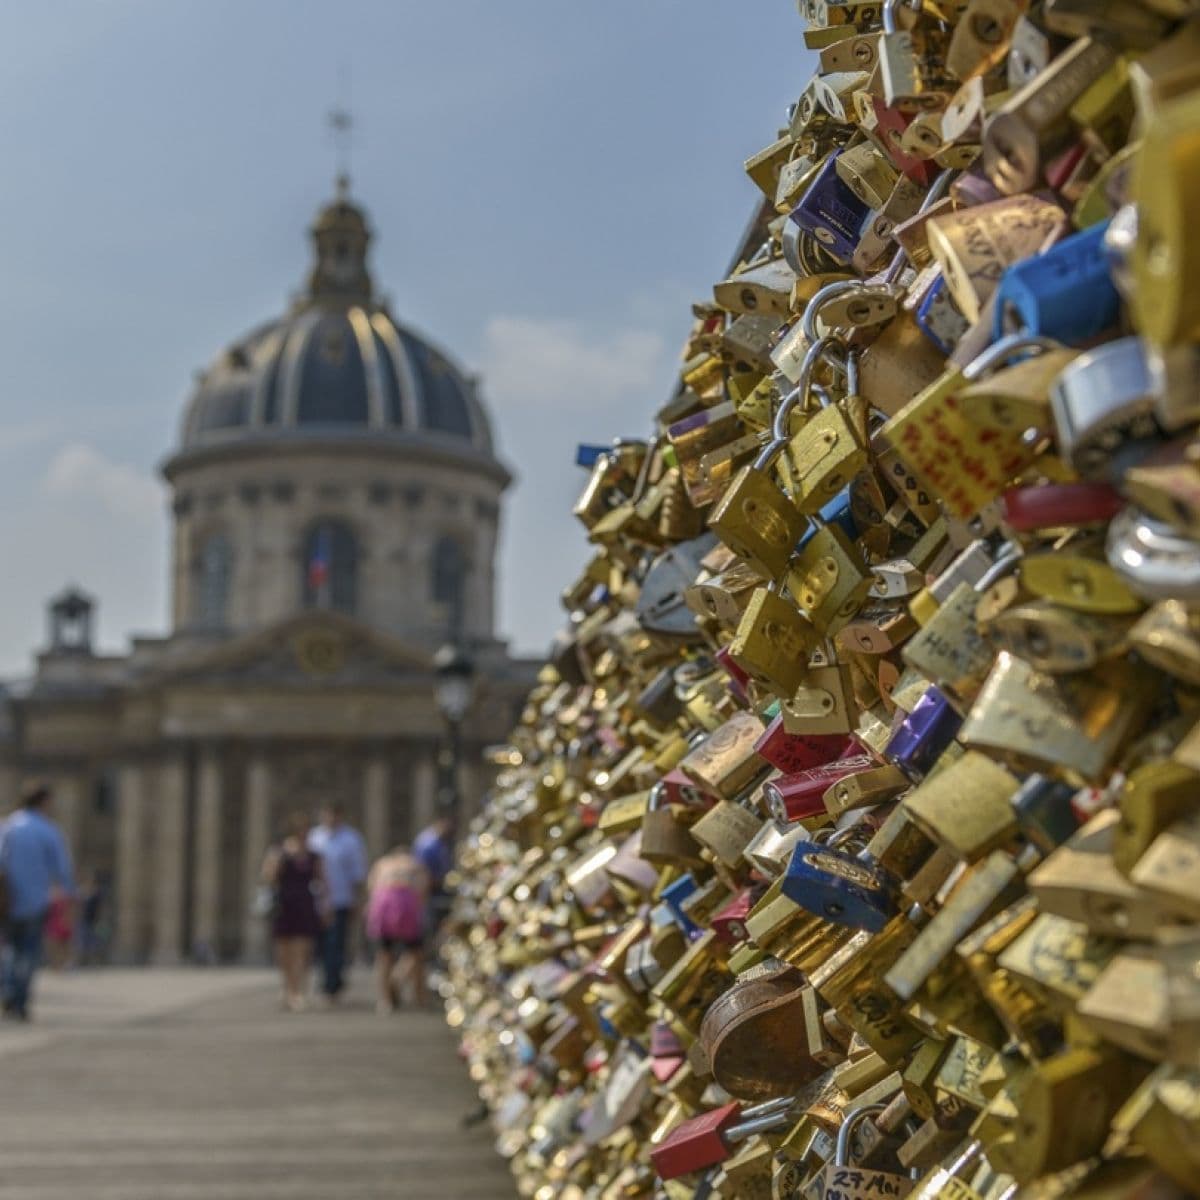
top-left (365, 848), bottom-right (429, 1013)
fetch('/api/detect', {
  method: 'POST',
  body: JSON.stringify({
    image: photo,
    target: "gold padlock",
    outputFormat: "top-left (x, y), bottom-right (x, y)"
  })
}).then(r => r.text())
top-left (785, 402), bottom-right (870, 515)
top-left (708, 464), bottom-right (808, 580)
top-left (729, 587), bottom-right (819, 695)
top-left (786, 524), bottom-right (873, 637)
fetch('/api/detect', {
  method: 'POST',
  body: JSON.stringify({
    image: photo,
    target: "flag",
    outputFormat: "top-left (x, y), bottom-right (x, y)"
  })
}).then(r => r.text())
top-left (308, 527), bottom-right (331, 596)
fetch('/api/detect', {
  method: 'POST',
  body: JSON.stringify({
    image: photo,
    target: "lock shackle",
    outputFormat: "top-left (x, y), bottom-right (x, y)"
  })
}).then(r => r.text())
top-left (845, 348), bottom-right (860, 399)
top-left (835, 1103), bottom-right (888, 1166)
top-left (742, 1094), bottom-right (800, 1121)
top-left (726, 1109), bottom-right (794, 1143)
top-left (801, 280), bottom-right (899, 346)
top-left (754, 334), bottom-right (841, 470)
top-left (625, 437), bottom-right (660, 512)
top-left (884, 167), bottom-right (957, 285)
top-left (961, 333), bottom-right (1063, 383)
top-left (974, 543), bottom-right (1022, 593)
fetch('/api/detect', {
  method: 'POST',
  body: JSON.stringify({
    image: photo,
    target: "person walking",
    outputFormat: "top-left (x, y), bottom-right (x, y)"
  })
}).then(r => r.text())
top-left (307, 802), bottom-right (367, 1003)
top-left (0, 783), bottom-right (75, 1021)
top-left (261, 813), bottom-right (325, 1012)
top-left (365, 847), bottom-right (429, 1013)
top-left (412, 816), bottom-right (455, 948)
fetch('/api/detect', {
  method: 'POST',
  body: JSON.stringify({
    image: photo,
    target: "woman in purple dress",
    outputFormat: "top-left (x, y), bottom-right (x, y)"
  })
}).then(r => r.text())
top-left (261, 813), bottom-right (326, 1011)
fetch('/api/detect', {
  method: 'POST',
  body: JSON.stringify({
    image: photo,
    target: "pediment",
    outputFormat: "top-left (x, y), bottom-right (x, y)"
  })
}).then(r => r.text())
top-left (146, 612), bottom-right (434, 689)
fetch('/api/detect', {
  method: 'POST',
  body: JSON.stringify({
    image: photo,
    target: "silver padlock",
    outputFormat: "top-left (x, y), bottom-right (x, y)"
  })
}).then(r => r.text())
top-left (819, 1103), bottom-right (918, 1200)
top-left (1050, 337), bottom-right (1165, 482)
top-left (1106, 505), bottom-right (1200, 603)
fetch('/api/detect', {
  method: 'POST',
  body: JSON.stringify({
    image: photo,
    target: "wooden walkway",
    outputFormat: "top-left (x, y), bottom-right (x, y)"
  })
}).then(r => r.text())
top-left (0, 968), bottom-right (514, 1200)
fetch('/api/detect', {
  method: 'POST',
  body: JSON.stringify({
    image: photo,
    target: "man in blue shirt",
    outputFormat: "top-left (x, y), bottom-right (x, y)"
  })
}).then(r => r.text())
top-left (0, 783), bottom-right (74, 1020)
top-left (413, 816), bottom-right (455, 943)
top-left (307, 803), bottom-right (367, 1002)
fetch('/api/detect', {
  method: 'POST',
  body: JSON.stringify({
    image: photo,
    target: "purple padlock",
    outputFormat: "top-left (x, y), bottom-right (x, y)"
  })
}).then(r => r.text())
top-left (885, 685), bottom-right (963, 779)
top-left (787, 150), bottom-right (872, 265)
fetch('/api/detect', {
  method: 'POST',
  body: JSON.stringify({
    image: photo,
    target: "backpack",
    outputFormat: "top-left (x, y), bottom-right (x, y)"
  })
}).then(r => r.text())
top-left (367, 885), bottom-right (423, 944)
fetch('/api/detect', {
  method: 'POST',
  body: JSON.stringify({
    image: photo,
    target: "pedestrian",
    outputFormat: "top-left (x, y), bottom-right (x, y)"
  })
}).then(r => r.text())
top-left (261, 812), bottom-right (326, 1012)
top-left (412, 815), bottom-right (455, 948)
top-left (0, 782), bottom-right (75, 1021)
top-left (365, 846), bottom-right (429, 1013)
top-left (307, 802), bottom-right (367, 1003)
top-left (78, 871), bottom-right (107, 966)
top-left (44, 892), bottom-right (74, 970)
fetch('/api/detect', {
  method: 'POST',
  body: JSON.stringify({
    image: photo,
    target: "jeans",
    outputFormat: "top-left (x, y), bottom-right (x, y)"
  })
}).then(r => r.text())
top-left (2, 913), bottom-right (46, 1017)
top-left (320, 907), bottom-right (352, 996)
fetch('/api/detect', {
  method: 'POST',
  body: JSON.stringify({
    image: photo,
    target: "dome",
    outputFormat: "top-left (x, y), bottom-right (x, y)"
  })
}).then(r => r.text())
top-left (173, 179), bottom-right (496, 463)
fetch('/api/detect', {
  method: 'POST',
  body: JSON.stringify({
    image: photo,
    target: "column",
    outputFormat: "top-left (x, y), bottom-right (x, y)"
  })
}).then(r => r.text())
top-left (53, 774), bottom-right (85, 867)
top-left (412, 750), bottom-right (437, 836)
top-left (113, 763), bottom-right (148, 964)
top-left (363, 753), bottom-right (391, 859)
top-left (241, 753), bottom-right (273, 964)
top-left (191, 747), bottom-right (223, 962)
top-left (152, 752), bottom-right (189, 966)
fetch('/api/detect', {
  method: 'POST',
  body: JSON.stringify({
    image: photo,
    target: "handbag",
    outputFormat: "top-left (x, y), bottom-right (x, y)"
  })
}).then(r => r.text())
top-left (251, 883), bottom-right (277, 920)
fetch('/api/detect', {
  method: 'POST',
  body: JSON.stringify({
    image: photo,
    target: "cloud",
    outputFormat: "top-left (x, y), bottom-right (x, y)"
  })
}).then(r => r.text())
top-left (0, 421), bottom-right (62, 455)
top-left (480, 314), bottom-right (668, 411)
top-left (43, 443), bottom-right (164, 522)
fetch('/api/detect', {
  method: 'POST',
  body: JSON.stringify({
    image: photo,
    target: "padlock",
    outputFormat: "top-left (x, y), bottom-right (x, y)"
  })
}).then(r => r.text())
top-left (641, 787), bottom-right (704, 866)
top-left (764, 753), bottom-right (876, 824)
top-left (782, 833), bottom-right (901, 933)
top-left (1107, 506), bottom-right (1200, 604)
top-left (926, 193), bottom-right (1066, 324)
top-left (983, 36), bottom-right (1119, 195)
top-left (787, 151), bottom-right (874, 266)
top-left (960, 651), bottom-right (1156, 781)
top-left (729, 588), bottom-right (821, 696)
top-left (1050, 336), bottom-right (1163, 483)
top-left (679, 710), bottom-right (768, 801)
top-left (787, 525), bottom-right (873, 637)
top-left (709, 464), bottom-right (809, 581)
top-left (817, 1104), bottom-right (917, 1200)
top-left (947, 0), bottom-right (1029, 83)
top-left (992, 220), bottom-right (1121, 345)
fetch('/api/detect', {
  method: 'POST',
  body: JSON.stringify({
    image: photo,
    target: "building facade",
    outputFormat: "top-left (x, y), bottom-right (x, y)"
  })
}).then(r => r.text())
top-left (0, 180), bottom-right (537, 964)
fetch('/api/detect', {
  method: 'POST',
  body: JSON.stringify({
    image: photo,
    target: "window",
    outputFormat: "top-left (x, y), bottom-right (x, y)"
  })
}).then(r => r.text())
top-left (196, 534), bottom-right (233, 629)
top-left (301, 519), bottom-right (358, 614)
top-left (431, 536), bottom-right (467, 635)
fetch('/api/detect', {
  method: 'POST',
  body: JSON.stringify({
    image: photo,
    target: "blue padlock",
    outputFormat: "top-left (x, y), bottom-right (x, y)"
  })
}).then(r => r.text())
top-left (915, 275), bottom-right (969, 356)
top-left (786, 151), bottom-right (872, 266)
top-left (795, 487), bottom-right (858, 552)
top-left (576, 444), bottom-right (608, 467)
top-left (660, 874), bottom-right (702, 940)
top-left (781, 839), bottom-right (898, 933)
top-left (885, 686), bottom-right (962, 780)
top-left (992, 220), bottom-right (1120, 345)
top-left (1011, 774), bottom-right (1078, 854)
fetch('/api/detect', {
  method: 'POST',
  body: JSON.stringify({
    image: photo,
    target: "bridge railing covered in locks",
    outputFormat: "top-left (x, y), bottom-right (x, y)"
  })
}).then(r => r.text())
top-left (443, 2), bottom-right (1200, 1196)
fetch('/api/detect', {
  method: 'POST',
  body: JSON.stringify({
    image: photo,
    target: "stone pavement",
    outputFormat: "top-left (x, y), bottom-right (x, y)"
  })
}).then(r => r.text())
top-left (0, 968), bottom-right (515, 1200)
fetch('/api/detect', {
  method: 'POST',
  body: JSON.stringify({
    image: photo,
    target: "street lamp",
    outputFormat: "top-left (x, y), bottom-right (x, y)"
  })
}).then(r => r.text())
top-left (434, 642), bottom-right (476, 815)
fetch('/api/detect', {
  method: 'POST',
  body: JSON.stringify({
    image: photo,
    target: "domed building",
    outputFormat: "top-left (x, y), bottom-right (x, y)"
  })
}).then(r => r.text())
top-left (0, 180), bottom-right (537, 964)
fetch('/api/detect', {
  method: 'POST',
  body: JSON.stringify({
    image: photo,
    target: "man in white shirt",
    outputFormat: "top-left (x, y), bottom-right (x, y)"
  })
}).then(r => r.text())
top-left (307, 803), bottom-right (367, 1001)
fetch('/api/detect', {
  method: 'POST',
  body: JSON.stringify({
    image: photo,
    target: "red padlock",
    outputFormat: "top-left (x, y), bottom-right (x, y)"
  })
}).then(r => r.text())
top-left (1002, 482), bottom-right (1124, 531)
top-left (651, 1101), bottom-right (743, 1180)
top-left (764, 754), bottom-right (876, 823)
top-left (709, 887), bottom-right (757, 945)
top-left (753, 714), bottom-right (851, 774)
top-left (872, 98), bottom-right (938, 185)
top-left (715, 645), bottom-right (752, 704)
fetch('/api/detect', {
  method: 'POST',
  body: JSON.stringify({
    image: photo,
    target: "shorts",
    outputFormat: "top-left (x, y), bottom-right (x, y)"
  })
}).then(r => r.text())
top-left (380, 937), bottom-right (423, 955)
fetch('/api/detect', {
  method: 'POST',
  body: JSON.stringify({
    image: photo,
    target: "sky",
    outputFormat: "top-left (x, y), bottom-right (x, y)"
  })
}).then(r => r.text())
top-left (0, 1), bottom-right (808, 674)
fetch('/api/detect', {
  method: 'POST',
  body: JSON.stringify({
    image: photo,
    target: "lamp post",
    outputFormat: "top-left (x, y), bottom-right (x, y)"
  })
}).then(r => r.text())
top-left (433, 642), bottom-right (475, 816)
